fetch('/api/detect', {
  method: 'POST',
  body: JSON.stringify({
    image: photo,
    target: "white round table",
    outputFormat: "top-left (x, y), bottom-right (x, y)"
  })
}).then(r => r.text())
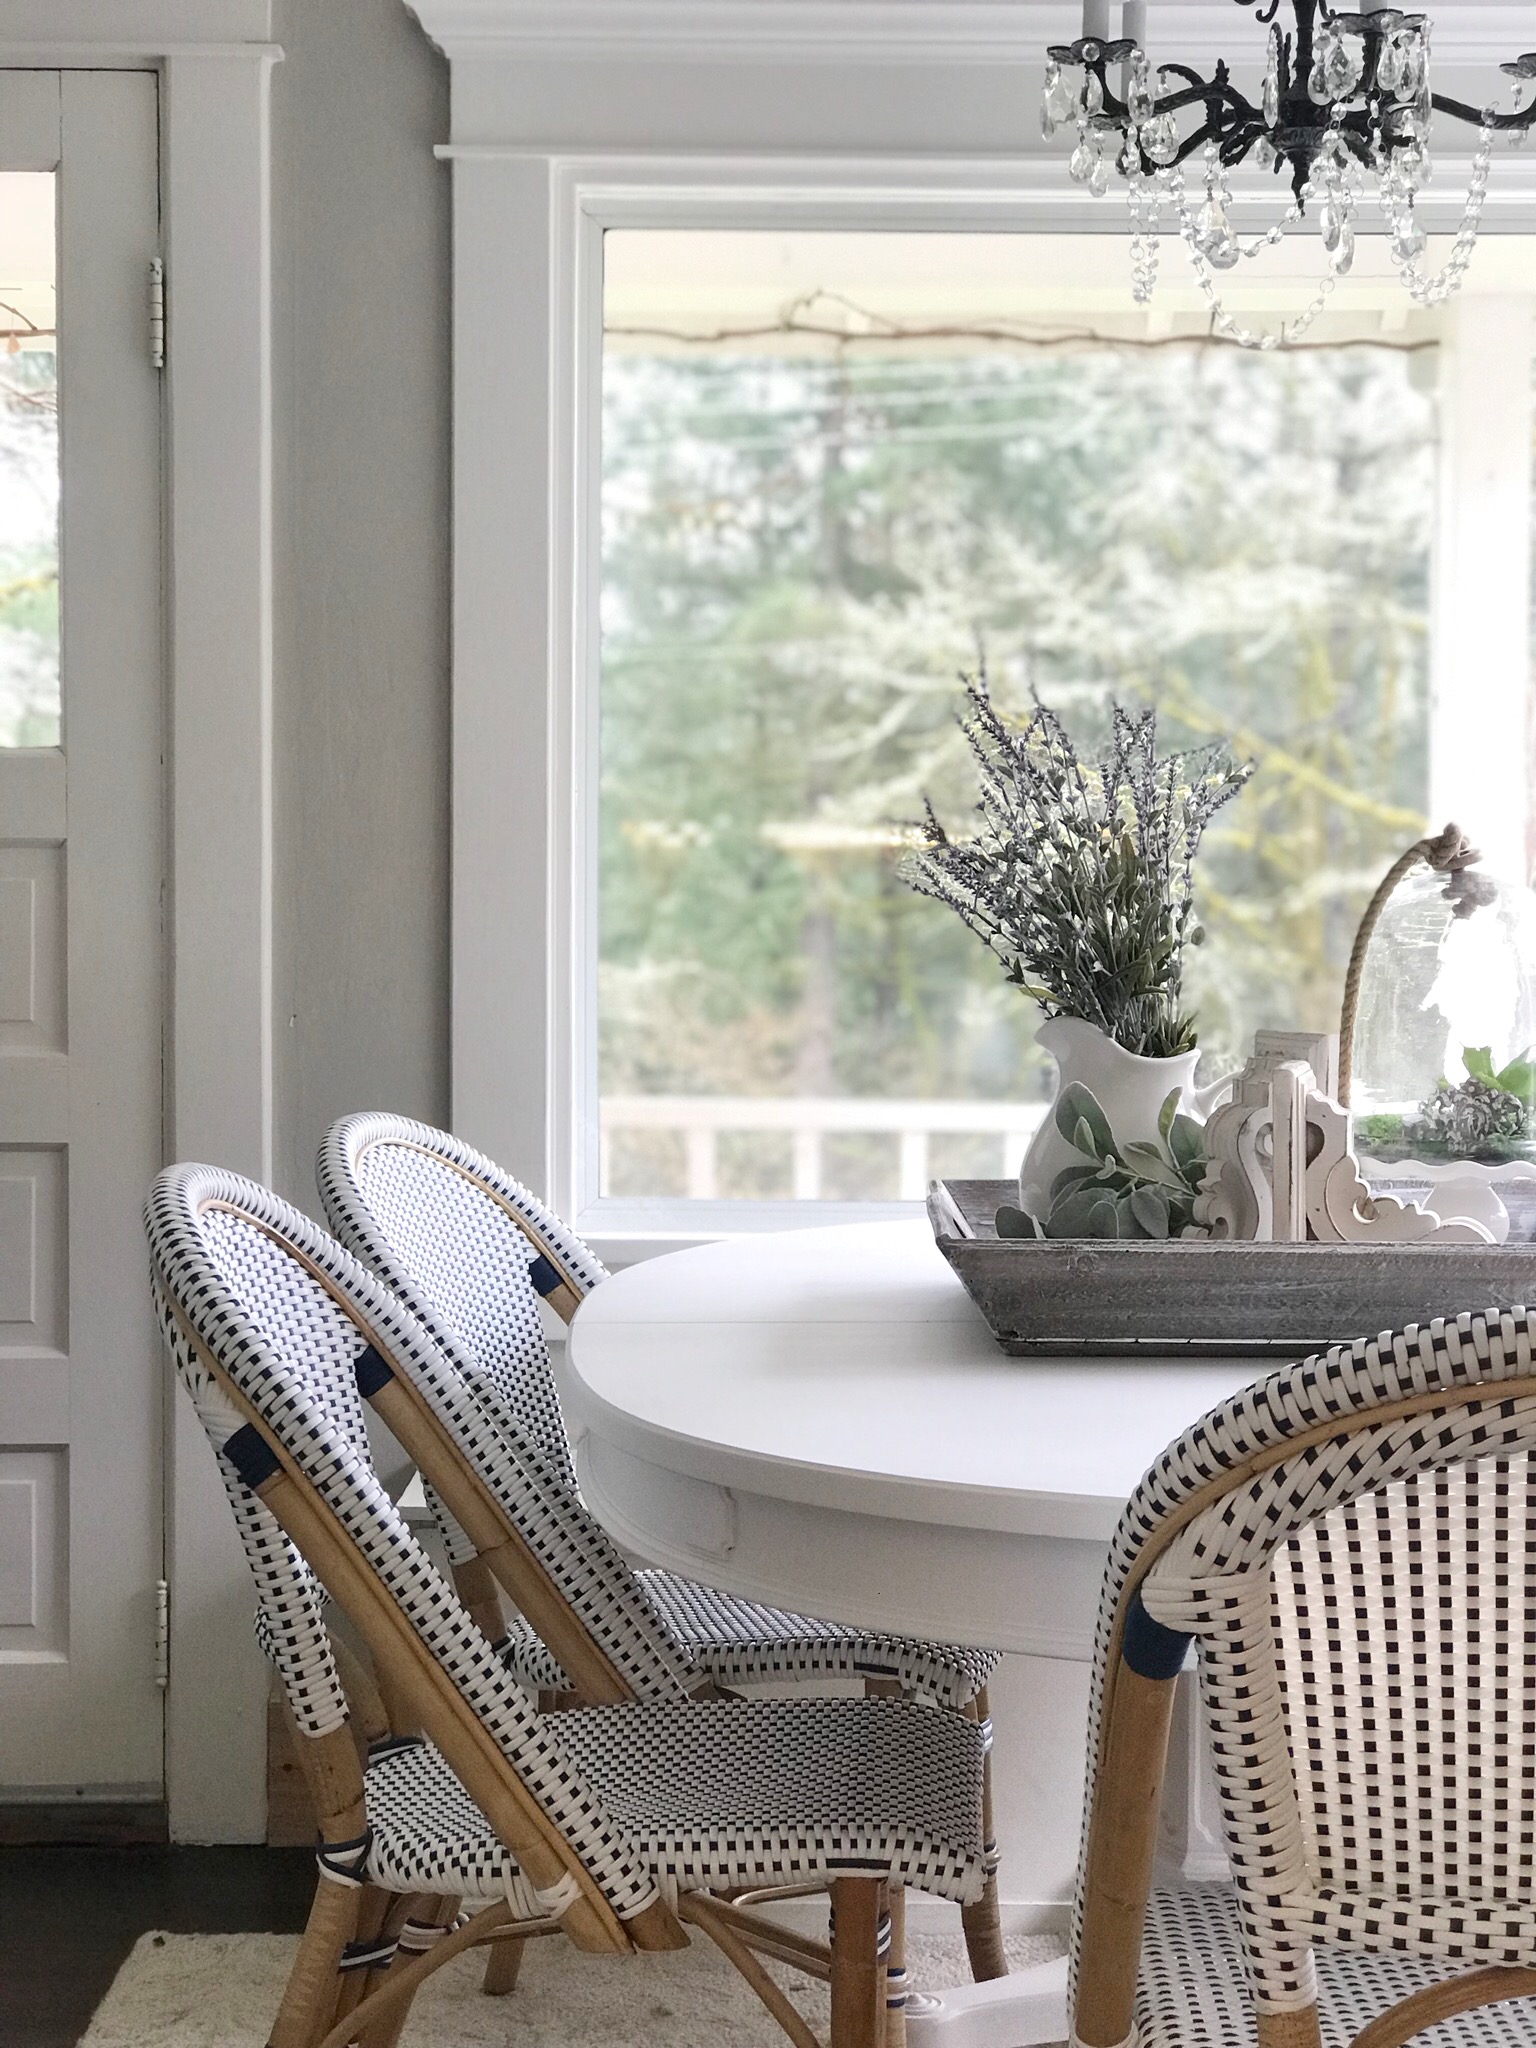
top-left (564, 1219), bottom-right (1261, 2048)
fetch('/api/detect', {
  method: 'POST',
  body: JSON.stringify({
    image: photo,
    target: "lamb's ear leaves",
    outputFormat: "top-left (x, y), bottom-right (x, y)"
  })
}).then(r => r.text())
top-left (1044, 1186), bottom-right (1119, 1240)
top-left (1158, 1088), bottom-right (1180, 1143)
top-left (994, 1203), bottom-right (1043, 1240)
top-left (1050, 1163), bottom-right (1105, 1200)
top-left (1120, 1142), bottom-right (1186, 1192)
top-left (1497, 1056), bottom-right (1536, 1103)
top-left (1055, 1083), bottom-right (1116, 1161)
top-left (1463, 1046), bottom-right (1497, 1084)
top-left (1167, 1113), bottom-right (1206, 1172)
top-left (1130, 1184), bottom-right (1171, 1238)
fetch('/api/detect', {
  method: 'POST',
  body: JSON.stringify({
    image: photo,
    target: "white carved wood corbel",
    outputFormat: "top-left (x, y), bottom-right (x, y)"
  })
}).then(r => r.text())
top-left (1194, 1066), bottom-right (1274, 1241)
top-left (1196, 1032), bottom-right (1333, 1242)
top-left (1196, 1034), bottom-right (1499, 1245)
top-left (1303, 1089), bottom-right (1496, 1244)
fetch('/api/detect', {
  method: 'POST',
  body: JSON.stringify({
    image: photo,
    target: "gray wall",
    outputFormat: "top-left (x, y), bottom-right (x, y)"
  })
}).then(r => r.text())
top-left (271, 0), bottom-right (450, 1213)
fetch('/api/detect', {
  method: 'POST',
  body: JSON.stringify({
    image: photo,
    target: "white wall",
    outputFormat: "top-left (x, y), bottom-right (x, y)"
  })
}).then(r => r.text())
top-left (157, 0), bottom-right (451, 1845)
top-left (271, 0), bottom-right (452, 1219)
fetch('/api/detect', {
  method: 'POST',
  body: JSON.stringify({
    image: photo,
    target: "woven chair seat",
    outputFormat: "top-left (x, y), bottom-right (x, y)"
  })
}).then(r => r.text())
top-left (363, 1694), bottom-right (987, 1907)
top-left (636, 1571), bottom-right (1001, 1707)
top-left (1138, 1885), bottom-right (1536, 2046)
top-left (499, 1573), bottom-right (1001, 1710)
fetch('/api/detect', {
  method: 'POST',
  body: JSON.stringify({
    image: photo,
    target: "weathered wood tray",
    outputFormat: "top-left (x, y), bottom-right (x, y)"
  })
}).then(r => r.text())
top-left (929, 1179), bottom-right (1536, 1358)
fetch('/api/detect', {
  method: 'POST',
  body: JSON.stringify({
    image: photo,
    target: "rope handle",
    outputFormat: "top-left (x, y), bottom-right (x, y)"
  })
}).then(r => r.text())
top-left (1337, 822), bottom-right (1491, 1107)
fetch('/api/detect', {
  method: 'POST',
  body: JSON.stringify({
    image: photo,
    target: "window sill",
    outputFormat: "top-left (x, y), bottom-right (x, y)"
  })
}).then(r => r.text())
top-left (575, 1196), bottom-right (922, 1267)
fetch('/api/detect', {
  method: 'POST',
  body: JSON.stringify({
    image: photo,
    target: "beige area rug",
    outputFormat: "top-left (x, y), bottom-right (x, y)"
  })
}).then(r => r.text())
top-left (81, 1923), bottom-right (1066, 2048)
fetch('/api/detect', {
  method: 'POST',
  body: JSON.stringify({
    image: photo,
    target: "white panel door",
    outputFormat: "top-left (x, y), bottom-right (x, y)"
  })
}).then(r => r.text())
top-left (0, 71), bottom-right (164, 1801)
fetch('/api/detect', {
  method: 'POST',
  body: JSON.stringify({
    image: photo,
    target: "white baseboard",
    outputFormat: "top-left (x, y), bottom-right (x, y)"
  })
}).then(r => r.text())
top-left (758, 1893), bottom-right (1070, 1939)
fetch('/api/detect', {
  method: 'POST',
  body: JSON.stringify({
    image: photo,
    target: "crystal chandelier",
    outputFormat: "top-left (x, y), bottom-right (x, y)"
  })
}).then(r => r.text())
top-left (1040, 0), bottom-right (1536, 347)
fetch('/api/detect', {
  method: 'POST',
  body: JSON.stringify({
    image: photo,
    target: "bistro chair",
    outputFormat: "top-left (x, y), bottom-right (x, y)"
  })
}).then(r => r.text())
top-left (315, 1110), bottom-right (1007, 1978)
top-left (1072, 1306), bottom-right (1536, 2048)
top-left (147, 1163), bottom-right (989, 2048)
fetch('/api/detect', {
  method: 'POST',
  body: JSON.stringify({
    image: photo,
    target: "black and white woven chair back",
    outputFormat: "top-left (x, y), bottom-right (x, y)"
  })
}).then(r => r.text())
top-left (316, 1114), bottom-right (701, 1702)
top-left (145, 1163), bottom-right (662, 1927)
top-left (1073, 1307), bottom-right (1536, 2032)
top-left (150, 1249), bottom-right (351, 1744)
top-left (317, 1112), bottom-right (599, 1485)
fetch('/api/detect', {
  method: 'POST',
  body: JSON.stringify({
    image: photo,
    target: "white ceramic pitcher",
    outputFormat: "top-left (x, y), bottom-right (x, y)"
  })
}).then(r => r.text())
top-left (1018, 1014), bottom-right (1230, 1222)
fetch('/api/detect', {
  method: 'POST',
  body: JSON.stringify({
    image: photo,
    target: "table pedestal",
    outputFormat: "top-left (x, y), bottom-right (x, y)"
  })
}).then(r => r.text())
top-left (907, 1957), bottom-right (1070, 2046)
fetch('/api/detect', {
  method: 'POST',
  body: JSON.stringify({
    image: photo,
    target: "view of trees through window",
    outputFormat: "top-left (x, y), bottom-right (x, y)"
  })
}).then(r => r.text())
top-left (0, 173), bottom-right (58, 749)
top-left (599, 234), bottom-right (1435, 1203)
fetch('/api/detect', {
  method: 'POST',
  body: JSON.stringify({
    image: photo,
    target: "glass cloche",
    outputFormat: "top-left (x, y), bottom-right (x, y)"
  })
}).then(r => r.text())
top-left (1351, 863), bottom-right (1536, 1223)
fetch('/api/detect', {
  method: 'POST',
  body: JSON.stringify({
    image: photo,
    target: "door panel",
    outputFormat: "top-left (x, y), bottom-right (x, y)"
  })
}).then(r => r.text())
top-left (0, 70), bottom-right (164, 1799)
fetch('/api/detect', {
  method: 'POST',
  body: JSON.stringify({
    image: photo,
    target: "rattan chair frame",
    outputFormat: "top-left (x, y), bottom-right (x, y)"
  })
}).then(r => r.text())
top-left (148, 1167), bottom-right (979, 2048)
top-left (1073, 1340), bottom-right (1536, 2048)
top-left (315, 1110), bottom-right (1006, 1984)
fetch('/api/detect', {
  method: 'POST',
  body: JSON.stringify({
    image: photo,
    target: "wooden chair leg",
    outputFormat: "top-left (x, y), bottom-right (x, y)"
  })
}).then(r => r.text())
top-left (355, 1893), bottom-right (418, 2040)
top-left (321, 1902), bottom-right (508, 2048)
top-left (830, 1878), bottom-right (886, 2048)
top-left (885, 1884), bottom-right (907, 2048)
top-left (961, 1687), bottom-right (1007, 1983)
top-left (1072, 1665), bottom-right (1179, 2048)
top-left (356, 1894), bottom-right (459, 2048)
top-left (480, 1936), bottom-right (526, 1996)
top-left (265, 1715), bottom-right (370, 2048)
top-left (1257, 2008), bottom-right (1323, 2048)
top-left (269, 1876), bottom-right (362, 2048)
top-left (331, 1885), bottom-right (393, 2028)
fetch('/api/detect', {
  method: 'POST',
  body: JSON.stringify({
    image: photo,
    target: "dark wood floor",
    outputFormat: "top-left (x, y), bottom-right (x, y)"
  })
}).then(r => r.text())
top-left (0, 1844), bottom-right (314, 2047)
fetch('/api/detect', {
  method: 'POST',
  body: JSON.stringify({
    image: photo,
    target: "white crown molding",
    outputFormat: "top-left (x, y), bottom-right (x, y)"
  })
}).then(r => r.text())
top-left (0, 0), bottom-right (272, 57)
top-left (408, 1), bottom-right (1536, 68)
top-left (432, 141), bottom-right (1536, 219)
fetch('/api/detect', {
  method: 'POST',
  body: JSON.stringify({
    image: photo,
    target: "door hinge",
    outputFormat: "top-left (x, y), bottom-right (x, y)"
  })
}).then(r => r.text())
top-left (155, 1578), bottom-right (170, 1689)
top-left (149, 257), bottom-right (165, 372)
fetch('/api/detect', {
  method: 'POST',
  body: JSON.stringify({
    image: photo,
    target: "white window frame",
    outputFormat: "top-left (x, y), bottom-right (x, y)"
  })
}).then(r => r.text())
top-left (449, 155), bottom-right (1124, 1257)
top-left (426, 0), bottom-right (1536, 1265)
top-left (445, 138), bottom-right (1536, 1260)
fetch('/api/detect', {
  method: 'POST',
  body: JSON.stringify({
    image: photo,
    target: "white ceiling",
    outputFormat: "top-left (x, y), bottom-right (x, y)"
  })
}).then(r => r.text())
top-left (413, 2), bottom-right (1536, 66)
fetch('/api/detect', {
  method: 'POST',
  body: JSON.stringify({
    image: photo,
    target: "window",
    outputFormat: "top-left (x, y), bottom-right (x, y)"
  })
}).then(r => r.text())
top-left (0, 174), bottom-right (57, 748)
top-left (595, 228), bottom-right (1532, 1214)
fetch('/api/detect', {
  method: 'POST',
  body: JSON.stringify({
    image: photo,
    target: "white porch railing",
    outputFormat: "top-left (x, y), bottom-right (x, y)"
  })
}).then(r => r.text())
top-left (599, 1095), bottom-right (1049, 1201)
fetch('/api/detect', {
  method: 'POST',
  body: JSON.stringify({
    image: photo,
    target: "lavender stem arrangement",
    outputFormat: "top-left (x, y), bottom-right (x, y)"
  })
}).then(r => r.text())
top-left (902, 678), bottom-right (1252, 1061)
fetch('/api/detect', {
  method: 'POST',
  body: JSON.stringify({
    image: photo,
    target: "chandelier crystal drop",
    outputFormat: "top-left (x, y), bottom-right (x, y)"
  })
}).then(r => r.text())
top-left (1040, 1), bottom-right (1536, 349)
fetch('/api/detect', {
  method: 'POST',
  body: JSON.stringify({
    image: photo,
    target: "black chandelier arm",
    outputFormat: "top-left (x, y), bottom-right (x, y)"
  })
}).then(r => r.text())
top-left (1095, 76), bottom-right (1536, 163)
top-left (1084, 55), bottom-right (1263, 135)
top-left (1182, 118), bottom-right (1266, 172)
top-left (1052, 11), bottom-right (1536, 196)
top-left (1151, 61), bottom-right (1261, 123)
top-left (1430, 87), bottom-right (1536, 134)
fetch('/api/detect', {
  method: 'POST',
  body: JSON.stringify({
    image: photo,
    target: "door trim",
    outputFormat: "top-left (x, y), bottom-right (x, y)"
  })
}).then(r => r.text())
top-left (0, 13), bottom-right (282, 1843)
top-left (160, 43), bottom-right (281, 1844)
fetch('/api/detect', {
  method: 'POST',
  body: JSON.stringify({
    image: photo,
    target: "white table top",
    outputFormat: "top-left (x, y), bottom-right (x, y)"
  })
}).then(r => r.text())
top-left (564, 1220), bottom-right (1267, 1544)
